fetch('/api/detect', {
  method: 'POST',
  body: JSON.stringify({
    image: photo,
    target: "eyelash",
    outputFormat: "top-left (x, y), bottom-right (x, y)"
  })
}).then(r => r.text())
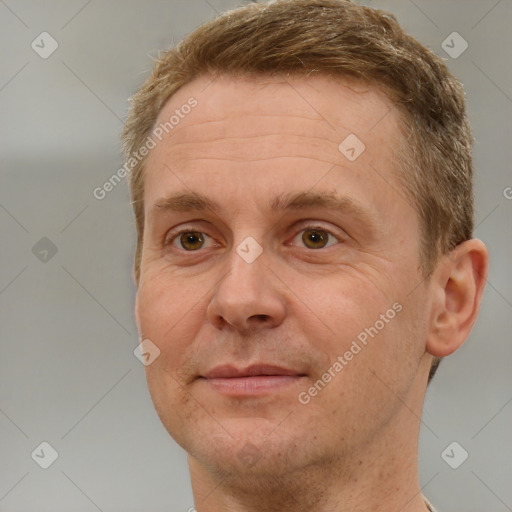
top-left (164, 223), bottom-right (343, 251)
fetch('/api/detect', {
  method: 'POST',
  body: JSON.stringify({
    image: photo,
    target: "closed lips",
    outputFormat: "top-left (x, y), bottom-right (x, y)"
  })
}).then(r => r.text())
top-left (202, 364), bottom-right (306, 379)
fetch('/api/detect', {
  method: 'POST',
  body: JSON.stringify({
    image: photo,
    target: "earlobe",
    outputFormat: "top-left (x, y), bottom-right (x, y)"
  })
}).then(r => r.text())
top-left (426, 239), bottom-right (489, 358)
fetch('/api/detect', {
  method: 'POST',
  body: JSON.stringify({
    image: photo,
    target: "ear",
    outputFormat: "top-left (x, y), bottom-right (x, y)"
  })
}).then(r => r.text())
top-left (426, 238), bottom-right (489, 358)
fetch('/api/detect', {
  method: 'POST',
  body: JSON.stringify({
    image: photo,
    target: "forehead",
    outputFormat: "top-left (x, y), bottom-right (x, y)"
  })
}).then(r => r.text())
top-left (154, 73), bottom-right (396, 143)
top-left (142, 73), bottom-right (409, 223)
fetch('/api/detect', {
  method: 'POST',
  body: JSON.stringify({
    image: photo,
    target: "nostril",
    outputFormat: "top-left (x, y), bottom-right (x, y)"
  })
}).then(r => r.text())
top-left (250, 314), bottom-right (270, 322)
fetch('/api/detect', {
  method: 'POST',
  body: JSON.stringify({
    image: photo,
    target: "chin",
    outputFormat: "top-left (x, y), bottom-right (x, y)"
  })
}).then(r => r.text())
top-left (187, 418), bottom-right (316, 477)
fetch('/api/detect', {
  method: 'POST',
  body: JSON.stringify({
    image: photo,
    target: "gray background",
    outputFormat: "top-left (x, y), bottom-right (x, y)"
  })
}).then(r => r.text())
top-left (1, 0), bottom-right (511, 511)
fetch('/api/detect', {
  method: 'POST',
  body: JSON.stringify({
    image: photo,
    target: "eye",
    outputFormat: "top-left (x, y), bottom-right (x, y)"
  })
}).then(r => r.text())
top-left (291, 226), bottom-right (340, 249)
top-left (167, 230), bottom-right (217, 251)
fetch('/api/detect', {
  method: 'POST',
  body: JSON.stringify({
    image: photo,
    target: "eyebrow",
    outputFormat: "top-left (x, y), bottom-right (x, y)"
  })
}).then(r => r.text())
top-left (151, 190), bottom-right (376, 227)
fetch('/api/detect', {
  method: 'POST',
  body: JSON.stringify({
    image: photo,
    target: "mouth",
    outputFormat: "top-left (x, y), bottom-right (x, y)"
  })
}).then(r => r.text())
top-left (198, 364), bottom-right (307, 396)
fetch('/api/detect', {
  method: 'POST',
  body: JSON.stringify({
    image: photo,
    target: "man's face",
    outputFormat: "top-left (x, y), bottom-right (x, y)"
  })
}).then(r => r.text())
top-left (135, 74), bottom-right (432, 477)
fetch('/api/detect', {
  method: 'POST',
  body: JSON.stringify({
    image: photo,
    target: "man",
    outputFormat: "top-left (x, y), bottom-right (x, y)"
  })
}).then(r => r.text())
top-left (123, 1), bottom-right (489, 510)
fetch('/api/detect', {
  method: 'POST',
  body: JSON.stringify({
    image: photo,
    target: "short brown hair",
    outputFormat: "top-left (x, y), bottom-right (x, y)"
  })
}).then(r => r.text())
top-left (122, 0), bottom-right (475, 383)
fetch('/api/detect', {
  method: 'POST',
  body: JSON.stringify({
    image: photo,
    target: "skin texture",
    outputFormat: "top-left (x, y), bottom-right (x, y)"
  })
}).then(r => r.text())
top-left (134, 74), bottom-right (488, 512)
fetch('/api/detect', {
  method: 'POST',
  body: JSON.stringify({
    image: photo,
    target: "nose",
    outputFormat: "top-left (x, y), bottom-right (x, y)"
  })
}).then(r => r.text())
top-left (207, 245), bottom-right (287, 333)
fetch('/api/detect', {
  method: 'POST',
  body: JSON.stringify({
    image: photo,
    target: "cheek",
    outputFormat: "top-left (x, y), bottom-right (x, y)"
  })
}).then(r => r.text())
top-left (136, 275), bottom-right (205, 431)
top-left (349, 300), bottom-right (425, 399)
top-left (301, 308), bottom-right (422, 439)
top-left (290, 269), bottom-right (397, 352)
top-left (294, 271), bottom-right (420, 394)
top-left (144, 363), bottom-right (202, 449)
top-left (136, 273), bottom-right (204, 371)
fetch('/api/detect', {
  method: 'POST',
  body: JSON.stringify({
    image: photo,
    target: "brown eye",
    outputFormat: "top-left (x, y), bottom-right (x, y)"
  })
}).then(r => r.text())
top-left (179, 231), bottom-right (205, 250)
top-left (301, 228), bottom-right (329, 249)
